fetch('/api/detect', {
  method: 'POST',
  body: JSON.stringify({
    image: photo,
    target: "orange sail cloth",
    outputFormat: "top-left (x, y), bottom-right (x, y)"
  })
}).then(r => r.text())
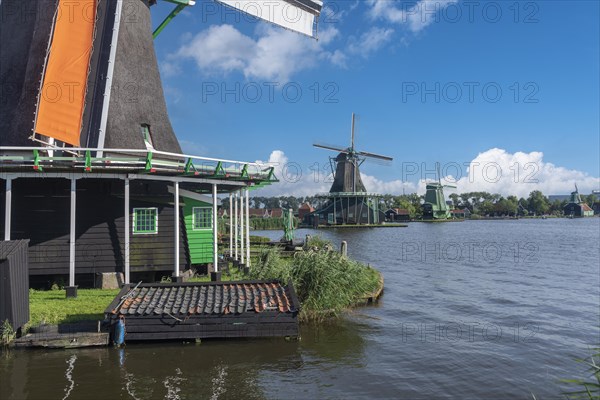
top-left (35, 0), bottom-right (97, 146)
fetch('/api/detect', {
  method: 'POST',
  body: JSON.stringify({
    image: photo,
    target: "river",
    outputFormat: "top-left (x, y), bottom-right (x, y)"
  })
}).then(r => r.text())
top-left (1, 218), bottom-right (599, 399)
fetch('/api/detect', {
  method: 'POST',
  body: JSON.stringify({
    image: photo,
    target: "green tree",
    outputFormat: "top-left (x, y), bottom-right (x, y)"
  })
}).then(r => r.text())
top-left (527, 190), bottom-right (550, 215)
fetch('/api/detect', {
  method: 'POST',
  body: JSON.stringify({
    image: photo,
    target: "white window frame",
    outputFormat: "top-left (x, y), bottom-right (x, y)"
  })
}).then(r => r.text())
top-left (192, 207), bottom-right (213, 231)
top-left (133, 207), bottom-right (158, 235)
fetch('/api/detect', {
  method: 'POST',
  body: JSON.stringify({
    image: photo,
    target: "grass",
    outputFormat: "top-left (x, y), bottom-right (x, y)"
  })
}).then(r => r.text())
top-left (29, 288), bottom-right (120, 326)
top-left (248, 237), bottom-right (381, 321)
top-left (25, 235), bottom-right (382, 326)
top-left (560, 349), bottom-right (600, 399)
top-left (187, 266), bottom-right (246, 283)
top-left (1, 319), bottom-right (15, 345)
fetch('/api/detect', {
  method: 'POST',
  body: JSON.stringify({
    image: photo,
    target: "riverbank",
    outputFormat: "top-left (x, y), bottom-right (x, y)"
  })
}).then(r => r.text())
top-left (4, 235), bottom-right (383, 347)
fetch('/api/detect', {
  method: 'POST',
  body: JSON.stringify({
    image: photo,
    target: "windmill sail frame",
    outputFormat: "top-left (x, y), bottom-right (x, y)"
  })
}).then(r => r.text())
top-left (214, 0), bottom-right (323, 38)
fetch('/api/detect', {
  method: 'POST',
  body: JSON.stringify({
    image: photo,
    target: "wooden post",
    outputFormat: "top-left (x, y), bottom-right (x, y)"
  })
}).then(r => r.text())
top-left (234, 191), bottom-right (238, 260)
top-left (124, 178), bottom-right (130, 284)
top-left (240, 189), bottom-right (245, 264)
top-left (4, 177), bottom-right (11, 241)
top-left (229, 192), bottom-right (233, 259)
top-left (174, 181), bottom-right (180, 279)
top-left (333, 197), bottom-right (336, 225)
top-left (341, 240), bottom-right (347, 257)
top-left (67, 178), bottom-right (77, 297)
top-left (213, 184), bottom-right (218, 273)
top-left (245, 188), bottom-right (250, 267)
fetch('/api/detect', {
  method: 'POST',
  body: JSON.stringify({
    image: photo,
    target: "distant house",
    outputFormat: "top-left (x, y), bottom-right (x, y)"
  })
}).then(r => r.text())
top-left (298, 203), bottom-right (315, 220)
top-left (385, 208), bottom-right (410, 222)
top-left (564, 186), bottom-right (594, 217)
top-left (248, 208), bottom-right (284, 218)
top-left (450, 208), bottom-right (471, 219)
top-left (593, 202), bottom-right (600, 215)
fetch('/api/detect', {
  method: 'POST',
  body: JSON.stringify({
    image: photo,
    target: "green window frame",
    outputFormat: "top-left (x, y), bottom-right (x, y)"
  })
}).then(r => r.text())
top-left (133, 208), bottom-right (158, 234)
top-left (192, 207), bottom-right (212, 230)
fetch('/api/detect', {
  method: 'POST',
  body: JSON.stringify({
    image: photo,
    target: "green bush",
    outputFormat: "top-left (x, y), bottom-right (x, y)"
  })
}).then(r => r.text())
top-left (1, 320), bottom-right (15, 345)
top-left (249, 241), bottom-right (380, 320)
top-left (306, 235), bottom-right (331, 250)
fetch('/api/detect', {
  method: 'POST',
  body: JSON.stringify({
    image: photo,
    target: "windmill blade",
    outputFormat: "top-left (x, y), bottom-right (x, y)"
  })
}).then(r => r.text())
top-left (313, 143), bottom-right (348, 153)
top-left (444, 184), bottom-right (458, 189)
top-left (357, 151), bottom-right (393, 162)
top-left (214, 0), bottom-right (323, 38)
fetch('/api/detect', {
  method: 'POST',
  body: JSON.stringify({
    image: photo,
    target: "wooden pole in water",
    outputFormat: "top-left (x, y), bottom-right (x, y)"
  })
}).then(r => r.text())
top-left (341, 241), bottom-right (347, 257)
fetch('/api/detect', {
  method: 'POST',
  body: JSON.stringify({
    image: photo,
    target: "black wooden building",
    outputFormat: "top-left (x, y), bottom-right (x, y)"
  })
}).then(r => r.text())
top-left (0, 0), bottom-right (277, 290)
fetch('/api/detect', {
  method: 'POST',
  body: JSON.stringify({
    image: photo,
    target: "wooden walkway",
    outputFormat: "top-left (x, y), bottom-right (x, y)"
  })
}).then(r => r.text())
top-left (13, 322), bottom-right (109, 349)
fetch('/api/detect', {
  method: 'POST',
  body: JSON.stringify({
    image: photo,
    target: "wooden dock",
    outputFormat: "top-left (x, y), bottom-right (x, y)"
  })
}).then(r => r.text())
top-left (13, 322), bottom-right (109, 349)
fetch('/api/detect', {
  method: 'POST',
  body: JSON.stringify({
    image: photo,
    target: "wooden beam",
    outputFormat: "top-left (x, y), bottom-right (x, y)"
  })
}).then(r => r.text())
top-left (240, 190), bottom-right (245, 264)
top-left (174, 181), bottom-right (180, 278)
top-left (212, 184), bottom-right (218, 272)
top-left (69, 178), bottom-right (76, 287)
top-left (245, 188), bottom-right (250, 267)
top-left (4, 178), bottom-right (11, 241)
top-left (234, 192), bottom-right (238, 260)
top-left (229, 193), bottom-right (233, 258)
top-left (124, 178), bottom-right (130, 284)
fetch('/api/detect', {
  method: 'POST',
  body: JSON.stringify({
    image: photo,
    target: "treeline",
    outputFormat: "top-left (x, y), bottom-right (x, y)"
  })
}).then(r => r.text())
top-left (221, 191), bottom-right (597, 219)
top-left (382, 190), bottom-right (597, 218)
top-left (222, 196), bottom-right (327, 211)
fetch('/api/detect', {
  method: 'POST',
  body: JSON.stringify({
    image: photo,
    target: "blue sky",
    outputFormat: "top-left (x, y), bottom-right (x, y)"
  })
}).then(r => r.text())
top-left (150, 0), bottom-right (599, 197)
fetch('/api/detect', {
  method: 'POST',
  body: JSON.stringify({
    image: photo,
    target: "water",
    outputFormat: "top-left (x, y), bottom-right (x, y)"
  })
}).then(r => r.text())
top-left (1, 219), bottom-right (599, 399)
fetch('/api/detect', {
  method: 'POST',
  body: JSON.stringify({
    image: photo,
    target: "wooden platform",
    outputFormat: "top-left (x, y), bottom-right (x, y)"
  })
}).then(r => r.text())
top-left (13, 322), bottom-right (109, 349)
top-left (105, 280), bottom-right (301, 342)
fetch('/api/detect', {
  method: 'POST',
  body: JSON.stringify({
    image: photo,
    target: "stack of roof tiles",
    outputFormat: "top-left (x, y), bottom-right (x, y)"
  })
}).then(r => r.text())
top-left (110, 281), bottom-right (297, 316)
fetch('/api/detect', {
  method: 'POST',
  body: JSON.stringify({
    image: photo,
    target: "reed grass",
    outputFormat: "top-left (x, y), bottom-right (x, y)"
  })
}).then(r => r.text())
top-left (561, 348), bottom-right (600, 399)
top-left (249, 239), bottom-right (380, 321)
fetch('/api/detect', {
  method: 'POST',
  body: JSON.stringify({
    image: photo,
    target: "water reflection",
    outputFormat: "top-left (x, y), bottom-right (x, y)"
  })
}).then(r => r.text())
top-left (0, 318), bottom-right (369, 400)
top-left (62, 354), bottom-right (77, 400)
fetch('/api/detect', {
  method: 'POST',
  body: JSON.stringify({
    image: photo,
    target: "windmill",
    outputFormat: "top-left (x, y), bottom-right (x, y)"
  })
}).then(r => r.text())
top-left (0, 0), bottom-right (321, 288)
top-left (0, 0), bottom-right (323, 152)
top-left (422, 163), bottom-right (457, 220)
top-left (309, 113), bottom-right (393, 226)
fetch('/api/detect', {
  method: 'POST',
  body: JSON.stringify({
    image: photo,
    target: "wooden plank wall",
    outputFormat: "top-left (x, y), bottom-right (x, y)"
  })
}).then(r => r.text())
top-left (2, 178), bottom-right (189, 276)
top-left (0, 240), bottom-right (30, 331)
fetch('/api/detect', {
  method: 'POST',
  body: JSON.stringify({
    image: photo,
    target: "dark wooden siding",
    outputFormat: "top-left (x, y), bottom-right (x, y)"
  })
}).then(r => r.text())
top-left (4, 178), bottom-right (189, 276)
top-left (0, 240), bottom-right (30, 331)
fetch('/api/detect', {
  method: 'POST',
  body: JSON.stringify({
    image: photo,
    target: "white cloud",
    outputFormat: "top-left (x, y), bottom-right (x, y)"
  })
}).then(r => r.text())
top-left (252, 150), bottom-right (416, 197)
top-left (253, 150), bottom-right (331, 197)
top-left (361, 174), bottom-right (418, 194)
top-left (348, 27), bottom-right (395, 58)
top-left (250, 148), bottom-right (600, 198)
top-left (171, 24), bottom-right (341, 81)
top-left (443, 148), bottom-right (600, 198)
top-left (367, 0), bottom-right (459, 33)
